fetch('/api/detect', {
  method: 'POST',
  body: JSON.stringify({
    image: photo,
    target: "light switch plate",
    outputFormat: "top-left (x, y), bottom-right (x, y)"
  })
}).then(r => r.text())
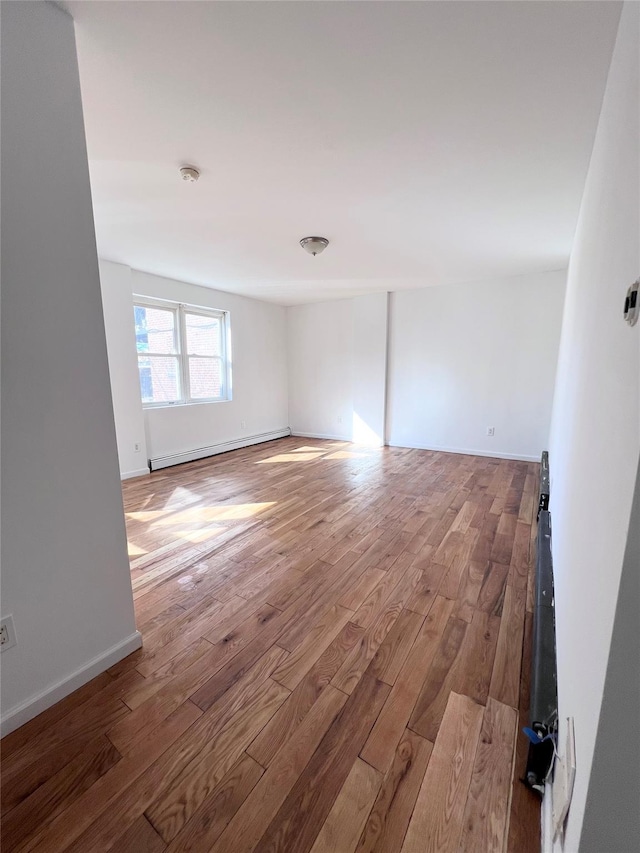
top-left (553, 716), bottom-right (576, 843)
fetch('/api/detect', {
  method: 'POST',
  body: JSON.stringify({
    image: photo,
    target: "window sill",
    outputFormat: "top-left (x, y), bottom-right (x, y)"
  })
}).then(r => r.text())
top-left (142, 398), bottom-right (232, 410)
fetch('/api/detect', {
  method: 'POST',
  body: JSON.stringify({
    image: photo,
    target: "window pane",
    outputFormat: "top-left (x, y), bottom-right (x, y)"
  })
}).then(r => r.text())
top-left (134, 305), bottom-right (177, 354)
top-left (185, 312), bottom-right (221, 357)
top-left (188, 357), bottom-right (223, 399)
top-left (138, 355), bottom-right (180, 403)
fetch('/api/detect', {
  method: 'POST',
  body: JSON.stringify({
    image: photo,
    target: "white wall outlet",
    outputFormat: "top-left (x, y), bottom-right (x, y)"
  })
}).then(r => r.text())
top-left (553, 716), bottom-right (577, 843)
top-left (487, 426), bottom-right (495, 436)
top-left (134, 442), bottom-right (141, 453)
top-left (337, 416), bottom-right (343, 424)
top-left (0, 615), bottom-right (17, 652)
top-left (240, 420), bottom-right (246, 430)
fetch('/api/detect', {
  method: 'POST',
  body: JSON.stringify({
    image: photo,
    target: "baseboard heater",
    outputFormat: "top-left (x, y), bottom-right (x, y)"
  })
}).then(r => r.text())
top-left (524, 452), bottom-right (558, 792)
top-left (148, 428), bottom-right (291, 472)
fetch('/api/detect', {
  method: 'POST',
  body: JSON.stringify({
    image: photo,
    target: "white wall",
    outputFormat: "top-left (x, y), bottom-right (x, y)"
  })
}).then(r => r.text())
top-left (1, 1), bottom-right (139, 735)
top-left (352, 293), bottom-right (389, 445)
top-left (287, 293), bottom-right (389, 444)
top-left (287, 299), bottom-right (355, 440)
top-left (547, 3), bottom-right (639, 850)
top-left (387, 271), bottom-right (566, 461)
top-left (580, 458), bottom-right (640, 852)
top-left (99, 261), bottom-right (148, 478)
top-left (288, 275), bottom-right (564, 459)
top-left (100, 263), bottom-right (289, 466)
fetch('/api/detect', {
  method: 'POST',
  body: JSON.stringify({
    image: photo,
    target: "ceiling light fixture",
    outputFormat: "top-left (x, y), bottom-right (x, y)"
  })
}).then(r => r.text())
top-left (180, 165), bottom-right (200, 182)
top-left (300, 236), bottom-right (329, 256)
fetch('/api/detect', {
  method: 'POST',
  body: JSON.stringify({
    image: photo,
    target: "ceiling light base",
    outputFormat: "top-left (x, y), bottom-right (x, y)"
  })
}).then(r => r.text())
top-left (300, 236), bottom-right (329, 256)
top-left (180, 166), bottom-right (200, 182)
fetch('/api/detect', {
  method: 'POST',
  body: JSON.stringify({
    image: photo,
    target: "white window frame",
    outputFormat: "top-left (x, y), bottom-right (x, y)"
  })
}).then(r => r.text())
top-left (134, 296), bottom-right (231, 408)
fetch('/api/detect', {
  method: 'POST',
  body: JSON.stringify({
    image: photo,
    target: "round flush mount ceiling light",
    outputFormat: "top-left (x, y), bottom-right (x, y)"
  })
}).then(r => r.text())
top-left (300, 236), bottom-right (329, 256)
top-left (180, 166), bottom-right (200, 183)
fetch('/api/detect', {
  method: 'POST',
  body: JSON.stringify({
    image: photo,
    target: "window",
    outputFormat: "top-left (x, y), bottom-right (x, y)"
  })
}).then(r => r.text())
top-left (133, 299), bottom-right (230, 406)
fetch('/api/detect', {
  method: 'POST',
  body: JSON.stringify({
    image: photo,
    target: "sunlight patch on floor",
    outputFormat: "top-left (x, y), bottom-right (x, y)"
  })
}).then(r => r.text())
top-left (324, 450), bottom-right (373, 460)
top-left (158, 503), bottom-right (276, 524)
top-left (257, 452), bottom-right (326, 463)
top-left (174, 528), bottom-right (227, 543)
top-left (256, 441), bottom-right (384, 464)
top-left (127, 502), bottom-right (276, 524)
top-left (127, 509), bottom-right (169, 522)
top-left (163, 486), bottom-right (198, 509)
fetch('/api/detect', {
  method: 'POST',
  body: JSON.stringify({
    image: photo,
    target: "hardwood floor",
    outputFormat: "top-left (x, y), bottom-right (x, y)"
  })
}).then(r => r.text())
top-left (1, 437), bottom-right (542, 852)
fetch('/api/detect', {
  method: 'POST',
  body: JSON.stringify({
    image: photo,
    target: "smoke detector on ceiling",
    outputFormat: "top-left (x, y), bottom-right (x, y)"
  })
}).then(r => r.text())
top-left (300, 236), bottom-right (329, 256)
top-left (180, 166), bottom-right (200, 183)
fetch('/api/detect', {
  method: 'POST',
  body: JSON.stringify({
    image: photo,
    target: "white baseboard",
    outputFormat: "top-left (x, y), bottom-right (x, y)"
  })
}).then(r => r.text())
top-left (149, 428), bottom-right (291, 471)
top-left (121, 467), bottom-right (150, 480)
top-left (290, 431), bottom-right (353, 442)
top-left (0, 631), bottom-right (142, 738)
top-left (386, 439), bottom-right (539, 463)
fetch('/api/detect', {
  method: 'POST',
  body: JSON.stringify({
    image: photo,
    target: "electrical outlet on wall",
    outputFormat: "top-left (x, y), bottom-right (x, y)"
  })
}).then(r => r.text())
top-left (337, 416), bottom-right (343, 424)
top-left (487, 426), bottom-right (495, 436)
top-left (134, 442), bottom-right (141, 453)
top-left (0, 615), bottom-right (17, 652)
top-left (240, 421), bottom-right (246, 430)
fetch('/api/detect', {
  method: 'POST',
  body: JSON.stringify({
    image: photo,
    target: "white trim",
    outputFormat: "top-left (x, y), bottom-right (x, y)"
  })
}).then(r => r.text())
top-left (0, 631), bottom-right (142, 737)
top-left (542, 782), bottom-right (554, 853)
top-left (149, 428), bottom-right (291, 471)
top-left (290, 430), bottom-right (353, 442)
top-left (134, 297), bottom-right (231, 407)
top-left (386, 439), bottom-right (539, 463)
top-left (121, 467), bottom-right (150, 480)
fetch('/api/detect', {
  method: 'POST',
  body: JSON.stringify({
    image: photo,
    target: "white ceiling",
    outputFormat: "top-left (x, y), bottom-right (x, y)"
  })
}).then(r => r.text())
top-left (67, 1), bottom-right (621, 306)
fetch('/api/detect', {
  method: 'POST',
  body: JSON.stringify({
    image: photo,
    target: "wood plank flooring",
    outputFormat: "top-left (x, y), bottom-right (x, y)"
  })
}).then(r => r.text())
top-left (1, 437), bottom-right (541, 852)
